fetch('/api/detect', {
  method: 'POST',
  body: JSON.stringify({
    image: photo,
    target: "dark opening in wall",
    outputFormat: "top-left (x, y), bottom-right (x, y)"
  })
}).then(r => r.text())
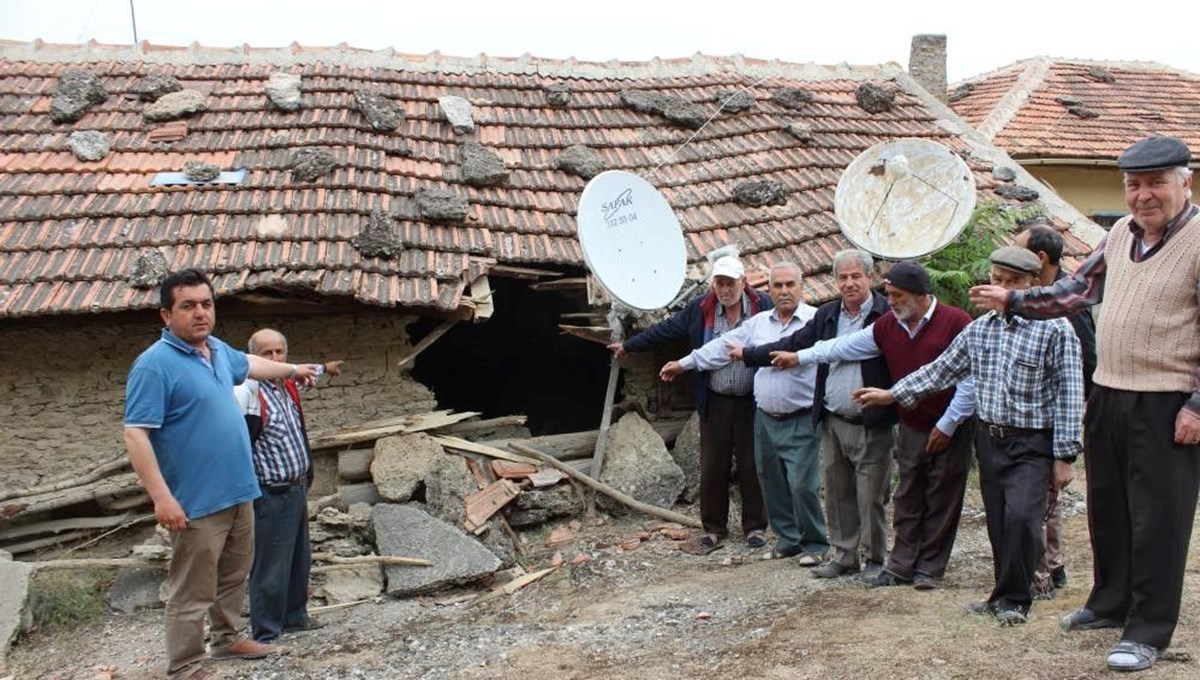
top-left (409, 275), bottom-right (615, 436)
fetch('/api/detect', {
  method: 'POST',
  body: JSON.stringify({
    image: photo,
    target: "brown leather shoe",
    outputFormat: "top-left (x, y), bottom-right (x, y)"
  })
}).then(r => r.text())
top-left (211, 637), bottom-right (281, 660)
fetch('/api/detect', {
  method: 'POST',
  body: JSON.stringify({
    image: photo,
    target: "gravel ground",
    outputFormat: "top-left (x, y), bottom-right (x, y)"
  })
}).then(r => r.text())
top-left (9, 474), bottom-right (1200, 680)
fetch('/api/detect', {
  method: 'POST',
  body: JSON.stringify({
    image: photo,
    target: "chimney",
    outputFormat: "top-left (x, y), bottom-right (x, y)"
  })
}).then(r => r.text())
top-left (909, 34), bottom-right (948, 104)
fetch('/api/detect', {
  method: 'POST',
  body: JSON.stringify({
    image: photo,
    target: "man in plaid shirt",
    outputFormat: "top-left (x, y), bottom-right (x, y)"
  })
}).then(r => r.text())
top-left (856, 246), bottom-right (1083, 626)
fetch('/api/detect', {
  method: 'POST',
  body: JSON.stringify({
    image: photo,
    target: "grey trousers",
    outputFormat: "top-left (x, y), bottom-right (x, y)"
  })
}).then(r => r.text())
top-left (754, 409), bottom-right (828, 555)
top-left (821, 415), bottom-right (894, 567)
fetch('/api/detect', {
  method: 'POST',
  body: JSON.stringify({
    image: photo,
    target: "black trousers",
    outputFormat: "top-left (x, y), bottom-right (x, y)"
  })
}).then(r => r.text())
top-left (1084, 387), bottom-right (1200, 649)
top-left (698, 392), bottom-right (768, 537)
top-left (886, 420), bottom-right (973, 579)
top-left (975, 422), bottom-right (1053, 613)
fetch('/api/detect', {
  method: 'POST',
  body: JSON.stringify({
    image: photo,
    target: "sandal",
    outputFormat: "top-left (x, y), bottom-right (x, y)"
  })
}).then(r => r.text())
top-left (1107, 640), bottom-right (1159, 672)
top-left (746, 530), bottom-right (768, 548)
top-left (796, 552), bottom-right (823, 567)
top-left (680, 533), bottom-right (724, 556)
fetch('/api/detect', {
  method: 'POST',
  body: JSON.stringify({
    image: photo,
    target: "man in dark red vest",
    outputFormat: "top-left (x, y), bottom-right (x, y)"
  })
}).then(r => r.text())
top-left (752, 261), bottom-right (975, 589)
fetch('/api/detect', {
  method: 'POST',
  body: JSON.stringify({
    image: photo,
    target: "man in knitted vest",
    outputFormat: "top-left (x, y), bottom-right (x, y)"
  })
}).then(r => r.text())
top-left (612, 256), bottom-right (772, 554)
top-left (754, 261), bottom-right (976, 588)
top-left (971, 135), bottom-right (1200, 673)
top-left (857, 246), bottom-right (1084, 626)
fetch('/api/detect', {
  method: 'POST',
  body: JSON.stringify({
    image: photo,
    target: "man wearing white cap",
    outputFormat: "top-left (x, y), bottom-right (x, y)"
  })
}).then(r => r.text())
top-left (611, 254), bottom-right (772, 554)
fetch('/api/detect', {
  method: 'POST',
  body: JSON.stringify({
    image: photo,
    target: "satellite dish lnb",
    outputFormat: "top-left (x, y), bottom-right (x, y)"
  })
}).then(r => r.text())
top-left (576, 171), bottom-right (687, 311)
top-left (834, 138), bottom-right (977, 259)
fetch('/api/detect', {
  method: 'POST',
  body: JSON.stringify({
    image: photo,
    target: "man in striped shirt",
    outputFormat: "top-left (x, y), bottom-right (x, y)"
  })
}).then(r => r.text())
top-left (234, 329), bottom-right (342, 644)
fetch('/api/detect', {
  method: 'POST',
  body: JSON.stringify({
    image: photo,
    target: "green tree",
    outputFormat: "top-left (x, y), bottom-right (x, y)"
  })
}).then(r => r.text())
top-left (922, 200), bottom-right (1045, 314)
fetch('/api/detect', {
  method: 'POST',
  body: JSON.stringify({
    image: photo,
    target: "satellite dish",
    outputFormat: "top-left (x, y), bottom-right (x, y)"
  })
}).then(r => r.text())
top-left (834, 138), bottom-right (977, 259)
top-left (576, 171), bottom-right (687, 311)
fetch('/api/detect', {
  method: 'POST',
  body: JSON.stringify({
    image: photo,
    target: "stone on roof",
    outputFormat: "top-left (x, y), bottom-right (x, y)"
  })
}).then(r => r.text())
top-left (459, 142), bottom-right (508, 187)
top-left (438, 96), bottom-right (474, 135)
top-left (143, 89), bottom-right (207, 122)
top-left (770, 87), bottom-right (812, 110)
top-left (130, 74), bottom-right (183, 102)
top-left (265, 72), bottom-right (302, 111)
top-left (556, 144), bottom-right (605, 180)
top-left (290, 147), bottom-right (336, 182)
top-left (68, 130), bottom-right (109, 162)
top-left (50, 69), bottom-right (108, 123)
top-left (355, 91), bottom-right (403, 131)
top-left (856, 82), bottom-right (896, 113)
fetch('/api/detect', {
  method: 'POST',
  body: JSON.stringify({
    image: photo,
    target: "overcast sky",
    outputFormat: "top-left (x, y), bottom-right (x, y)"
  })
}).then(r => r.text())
top-left (2, 0), bottom-right (1198, 83)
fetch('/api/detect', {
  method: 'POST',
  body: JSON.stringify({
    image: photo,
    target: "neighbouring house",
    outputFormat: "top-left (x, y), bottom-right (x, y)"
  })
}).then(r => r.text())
top-left (948, 56), bottom-right (1200, 227)
top-left (0, 39), bottom-right (1099, 492)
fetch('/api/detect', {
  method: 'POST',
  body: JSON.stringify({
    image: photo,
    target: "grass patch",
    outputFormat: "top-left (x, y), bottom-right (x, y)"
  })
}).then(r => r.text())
top-left (25, 568), bottom-right (112, 633)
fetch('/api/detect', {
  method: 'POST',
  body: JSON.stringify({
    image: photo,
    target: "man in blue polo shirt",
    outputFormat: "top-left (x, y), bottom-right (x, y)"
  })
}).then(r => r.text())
top-left (124, 268), bottom-right (319, 680)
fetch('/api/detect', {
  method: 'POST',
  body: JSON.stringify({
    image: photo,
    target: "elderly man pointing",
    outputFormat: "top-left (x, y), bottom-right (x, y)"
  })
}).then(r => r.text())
top-left (970, 135), bottom-right (1200, 672)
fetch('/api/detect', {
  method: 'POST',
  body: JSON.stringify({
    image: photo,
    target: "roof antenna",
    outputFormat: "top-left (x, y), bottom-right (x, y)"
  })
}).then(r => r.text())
top-left (128, 0), bottom-right (139, 46)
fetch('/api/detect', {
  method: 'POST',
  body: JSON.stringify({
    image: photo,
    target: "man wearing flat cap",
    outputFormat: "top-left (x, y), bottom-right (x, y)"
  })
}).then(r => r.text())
top-left (971, 136), bottom-right (1200, 671)
top-left (744, 260), bottom-right (976, 589)
top-left (859, 247), bottom-right (1084, 625)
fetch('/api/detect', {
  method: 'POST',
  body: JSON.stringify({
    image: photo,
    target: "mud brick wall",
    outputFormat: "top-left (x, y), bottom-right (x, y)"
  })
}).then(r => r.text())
top-left (0, 310), bottom-right (437, 492)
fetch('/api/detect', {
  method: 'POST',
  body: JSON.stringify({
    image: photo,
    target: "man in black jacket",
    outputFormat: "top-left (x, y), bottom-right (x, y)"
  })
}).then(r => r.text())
top-left (612, 255), bottom-right (772, 554)
top-left (736, 250), bottom-right (897, 578)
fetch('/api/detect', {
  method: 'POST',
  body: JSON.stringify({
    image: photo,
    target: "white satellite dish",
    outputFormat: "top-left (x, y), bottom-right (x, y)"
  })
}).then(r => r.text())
top-left (576, 170), bottom-right (687, 311)
top-left (834, 138), bottom-right (977, 259)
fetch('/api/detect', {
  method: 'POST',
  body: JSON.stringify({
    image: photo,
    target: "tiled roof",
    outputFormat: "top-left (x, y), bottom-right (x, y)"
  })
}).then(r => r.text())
top-left (950, 57), bottom-right (1200, 161)
top-left (0, 41), bottom-right (1093, 318)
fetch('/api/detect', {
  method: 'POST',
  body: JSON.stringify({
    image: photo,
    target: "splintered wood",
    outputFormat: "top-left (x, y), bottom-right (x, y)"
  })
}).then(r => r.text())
top-left (463, 479), bottom-right (522, 534)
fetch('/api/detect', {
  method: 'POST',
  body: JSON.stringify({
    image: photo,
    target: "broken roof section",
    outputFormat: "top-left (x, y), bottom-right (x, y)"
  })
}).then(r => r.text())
top-left (0, 40), bottom-right (1097, 318)
top-left (950, 57), bottom-right (1200, 163)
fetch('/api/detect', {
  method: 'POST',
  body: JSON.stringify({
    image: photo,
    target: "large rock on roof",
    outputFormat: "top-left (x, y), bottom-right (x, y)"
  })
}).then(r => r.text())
top-left (417, 188), bottom-right (469, 223)
top-left (438, 96), bottom-right (474, 135)
top-left (355, 91), bottom-right (403, 131)
top-left (460, 142), bottom-right (508, 187)
top-left (130, 74), bottom-right (182, 102)
top-left (50, 70), bottom-right (108, 123)
top-left (68, 130), bottom-right (109, 162)
top-left (265, 72), bottom-right (302, 112)
top-left (556, 144), bottom-right (605, 180)
top-left (143, 90), bottom-right (207, 122)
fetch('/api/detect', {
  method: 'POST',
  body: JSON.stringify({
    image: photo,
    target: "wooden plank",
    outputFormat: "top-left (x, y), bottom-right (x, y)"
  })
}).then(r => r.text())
top-left (0, 455), bottom-right (129, 503)
top-left (436, 415), bottom-right (527, 436)
top-left (481, 418), bottom-right (687, 461)
top-left (309, 410), bottom-right (480, 449)
top-left (510, 443), bottom-right (701, 529)
top-left (432, 436), bottom-right (540, 466)
top-left (28, 553), bottom-right (432, 572)
top-left (463, 479), bottom-right (522, 534)
top-left (588, 358), bottom-right (621, 514)
top-left (1, 471), bottom-right (143, 522)
top-left (529, 277), bottom-right (587, 292)
top-left (488, 264), bottom-right (564, 280)
top-left (472, 566), bottom-right (557, 606)
top-left (396, 316), bottom-right (462, 369)
top-left (0, 512), bottom-right (133, 542)
top-left (558, 324), bottom-right (614, 345)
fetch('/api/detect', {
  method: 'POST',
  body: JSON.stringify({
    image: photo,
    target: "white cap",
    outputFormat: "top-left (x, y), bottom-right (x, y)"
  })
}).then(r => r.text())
top-left (711, 256), bottom-right (745, 280)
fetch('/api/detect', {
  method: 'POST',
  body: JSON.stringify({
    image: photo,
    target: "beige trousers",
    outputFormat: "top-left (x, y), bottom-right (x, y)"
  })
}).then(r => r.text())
top-left (164, 502), bottom-right (255, 679)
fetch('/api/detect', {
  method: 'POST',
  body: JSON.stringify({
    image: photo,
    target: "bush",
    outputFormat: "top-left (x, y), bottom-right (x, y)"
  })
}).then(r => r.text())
top-left (922, 200), bottom-right (1045, 315)
top-left (25, 569), bottom-right (111, 632)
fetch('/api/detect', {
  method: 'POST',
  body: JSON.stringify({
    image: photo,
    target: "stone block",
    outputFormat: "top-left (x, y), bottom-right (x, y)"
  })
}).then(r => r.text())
top-left (371, 503), bottom-right (500, 596)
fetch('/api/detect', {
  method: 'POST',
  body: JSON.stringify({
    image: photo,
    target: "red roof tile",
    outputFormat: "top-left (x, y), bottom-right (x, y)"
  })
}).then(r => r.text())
top-left (951, 58), bottom-right (1200, 161)
top-left (0, 41), bottom-right (1091, 317)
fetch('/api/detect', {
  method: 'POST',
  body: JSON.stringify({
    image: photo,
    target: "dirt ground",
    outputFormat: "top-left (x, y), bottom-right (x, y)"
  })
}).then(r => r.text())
top-left (9, 468), bottom-right (1200, 680)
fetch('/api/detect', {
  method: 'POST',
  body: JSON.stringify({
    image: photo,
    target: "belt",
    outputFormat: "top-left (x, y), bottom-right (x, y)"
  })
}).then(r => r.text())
top-left (982, 422), bottom-right (1050, 439)
top-left (826, 410), bottom-right (863, 425)
top-left (262, 479), bottom-right (307, 494)
top-left (761, 406), bottom-right (812, 421)
top-left (709, 389), bottom-right (752, 399)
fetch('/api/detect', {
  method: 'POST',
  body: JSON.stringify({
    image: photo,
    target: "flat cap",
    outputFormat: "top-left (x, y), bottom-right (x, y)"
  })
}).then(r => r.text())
top-left (1117, 136), bottom-right (1191, 172)
top-left (990, 245), bottom-right (1041, 275)
top-left (883, 260), bottom-right (931, 294)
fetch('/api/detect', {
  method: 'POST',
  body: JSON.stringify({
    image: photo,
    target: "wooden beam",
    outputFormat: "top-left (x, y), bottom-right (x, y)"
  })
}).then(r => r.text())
top-left (558, 325), bottom-right (614, 345)
top-left (588, 359), bottom-right (621, 514)
top-left (472, 566), bottom-right (557, 606)
top-left (0, 512), bottom-right (134, 542)
top-left (509, 443), bottom-right (701, 529)
top-left (487, 264), bottom-right (565, 280)
top-left (0, 455), bottom-right (129, 503)
top-left (309, 410), bottom-right (481, 450)
top-left (432, 436), bottom-right (541, 466)
top-left (529, 277), bottom-right (587, 292)
top-left (397, 316), bottom-right (462, 369)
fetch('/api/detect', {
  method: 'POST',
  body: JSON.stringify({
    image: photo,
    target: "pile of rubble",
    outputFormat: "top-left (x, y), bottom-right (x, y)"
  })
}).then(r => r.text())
top-left (0, 410), bottom-right (701, 667)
